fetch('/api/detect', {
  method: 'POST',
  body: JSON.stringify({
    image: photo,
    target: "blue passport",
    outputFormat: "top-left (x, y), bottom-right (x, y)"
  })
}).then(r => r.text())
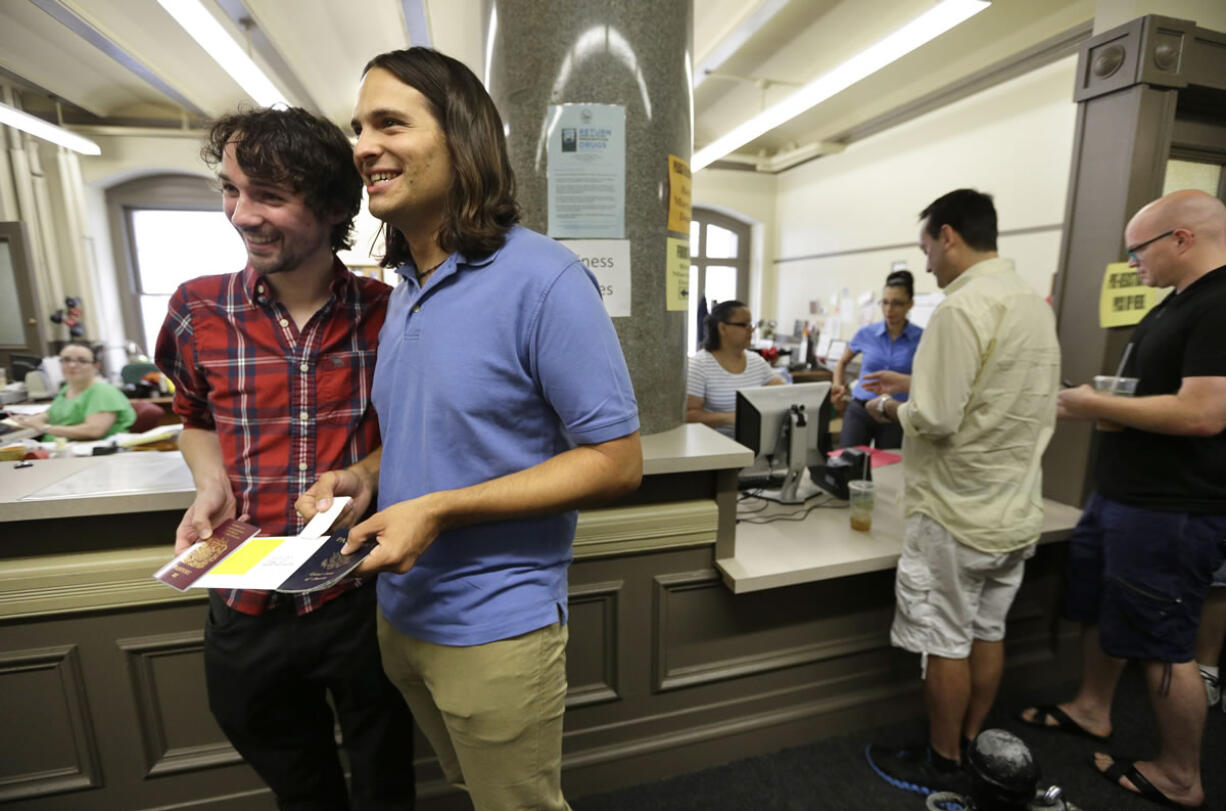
top-left (276, 530), bottom-right (376, 593)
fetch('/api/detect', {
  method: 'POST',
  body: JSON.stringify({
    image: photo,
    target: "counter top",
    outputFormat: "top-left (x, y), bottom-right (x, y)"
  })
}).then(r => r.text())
top-left (716, 463), bottom-right (1084, 593)
top-left (1, 424), bottom-right (748, 524)
top-left (640, 423), bottom-right (753, 475)
top-left (0, 451), bottom-right (194, 522)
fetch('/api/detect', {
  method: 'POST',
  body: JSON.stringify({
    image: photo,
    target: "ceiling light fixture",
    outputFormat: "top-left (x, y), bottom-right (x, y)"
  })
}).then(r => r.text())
top-left (692, 0), bottom-right (991, 171)
top-left (0, 102), bottom-right (101, 155)
top-left (156, 0), bottom-right (289, 108)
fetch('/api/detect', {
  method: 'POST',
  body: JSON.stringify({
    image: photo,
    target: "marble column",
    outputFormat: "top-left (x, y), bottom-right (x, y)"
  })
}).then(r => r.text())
top-left (485, 0), bottom-right (693, 435)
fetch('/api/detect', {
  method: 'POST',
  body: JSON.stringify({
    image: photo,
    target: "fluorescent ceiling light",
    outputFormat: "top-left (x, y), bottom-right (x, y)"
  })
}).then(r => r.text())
top-left (692, 0), bottom-right (990, 171)
top-left (156, 0), bottom-right (289, 108)
top-left (0, 102), bottom-right (101, 155)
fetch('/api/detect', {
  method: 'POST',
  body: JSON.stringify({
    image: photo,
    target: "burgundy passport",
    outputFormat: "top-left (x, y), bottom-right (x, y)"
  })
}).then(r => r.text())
top-left (152, 519), bottom-right (260, 592)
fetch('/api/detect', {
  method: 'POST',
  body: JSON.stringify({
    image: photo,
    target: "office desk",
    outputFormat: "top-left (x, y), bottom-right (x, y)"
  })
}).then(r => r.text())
top-left (717, 463), bottom-right (1084, 593)
top-left (789, 368), bottom-right (833, 383)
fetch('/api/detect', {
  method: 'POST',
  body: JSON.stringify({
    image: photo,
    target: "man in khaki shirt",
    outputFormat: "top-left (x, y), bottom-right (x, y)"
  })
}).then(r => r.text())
top-left (864, 189), bottom-right (1060, 799)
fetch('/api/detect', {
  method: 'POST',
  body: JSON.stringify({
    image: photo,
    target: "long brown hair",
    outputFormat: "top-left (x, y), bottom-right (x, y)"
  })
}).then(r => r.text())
top-left (363, 48), bottom-right (520, 267)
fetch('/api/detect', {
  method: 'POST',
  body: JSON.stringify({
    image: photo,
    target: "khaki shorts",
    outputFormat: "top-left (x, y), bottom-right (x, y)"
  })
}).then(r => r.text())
top-left (890, 513), bottom-right (1034, 660)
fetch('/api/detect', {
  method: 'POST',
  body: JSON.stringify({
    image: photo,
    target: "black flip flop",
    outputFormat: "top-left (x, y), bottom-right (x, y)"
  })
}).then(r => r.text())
top-left (1017, 704), bottom-right (1110, 742)
top-left (1096, 754), bottom-right (1206, 809)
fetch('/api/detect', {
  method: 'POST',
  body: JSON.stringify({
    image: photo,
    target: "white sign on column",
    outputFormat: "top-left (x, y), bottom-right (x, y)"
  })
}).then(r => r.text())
top-left (562, 239), bottom-right (631, 318)
top-left (546, 104), bottom-right (626, 239)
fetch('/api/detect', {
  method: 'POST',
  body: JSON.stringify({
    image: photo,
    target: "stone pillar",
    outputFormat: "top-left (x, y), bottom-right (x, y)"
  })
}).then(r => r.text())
top-left (486, 0), bottom-right (693, 435)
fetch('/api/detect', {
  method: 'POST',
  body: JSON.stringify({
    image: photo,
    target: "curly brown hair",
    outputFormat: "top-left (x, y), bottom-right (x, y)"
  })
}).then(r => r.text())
top-left (202, 107), bottom-right (362, 252)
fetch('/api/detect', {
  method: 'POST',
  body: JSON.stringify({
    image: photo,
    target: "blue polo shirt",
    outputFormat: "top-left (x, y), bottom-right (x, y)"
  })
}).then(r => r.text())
top-left (849, 320), bottom-right (923, 402)
top-left (372, 225), bottom-right (639, 646)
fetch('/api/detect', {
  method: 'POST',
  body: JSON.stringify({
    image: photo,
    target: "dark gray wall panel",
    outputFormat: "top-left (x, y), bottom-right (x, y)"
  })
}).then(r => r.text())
top-left (0, 644), bottom-right (101, 803)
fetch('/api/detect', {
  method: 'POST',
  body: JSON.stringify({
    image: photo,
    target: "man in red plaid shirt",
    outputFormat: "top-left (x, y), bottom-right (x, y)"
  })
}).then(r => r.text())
top-left (156, 107), bottom-right (414, 810)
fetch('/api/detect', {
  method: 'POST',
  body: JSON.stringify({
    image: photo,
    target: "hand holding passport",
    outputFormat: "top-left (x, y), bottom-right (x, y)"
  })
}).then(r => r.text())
top-left (152, 497), bottom-right (374, 593)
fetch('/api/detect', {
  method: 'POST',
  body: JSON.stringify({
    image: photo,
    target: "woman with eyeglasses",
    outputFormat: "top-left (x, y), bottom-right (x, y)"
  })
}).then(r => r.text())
top-left (686, 299), bottom-right (784, 437)
top-left (11, 340), bottom-right (135, 441)
top-left (831, 270), bottom-right (922, 449)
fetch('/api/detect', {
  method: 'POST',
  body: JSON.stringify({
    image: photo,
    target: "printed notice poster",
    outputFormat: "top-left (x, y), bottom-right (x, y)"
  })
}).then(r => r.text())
top-left (666, 237), bottom-right (689, 312)
top-left (547, 104), bottom-right (626, 239)
top-left (1099, 262), bottom-right (1166, 328)
top-left (561, 239), bottom-right (631, 317)
top-left (667, 155), bottom-right (691, 234)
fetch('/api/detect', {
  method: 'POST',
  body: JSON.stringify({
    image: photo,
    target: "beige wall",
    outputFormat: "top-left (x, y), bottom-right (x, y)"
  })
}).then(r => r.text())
top-left (767, 54), bottom-right (1079, 339)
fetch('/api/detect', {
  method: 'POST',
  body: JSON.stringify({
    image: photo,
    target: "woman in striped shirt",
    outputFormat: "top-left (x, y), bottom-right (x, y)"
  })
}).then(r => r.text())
top-left (685, 299), bottom-right (784, 438)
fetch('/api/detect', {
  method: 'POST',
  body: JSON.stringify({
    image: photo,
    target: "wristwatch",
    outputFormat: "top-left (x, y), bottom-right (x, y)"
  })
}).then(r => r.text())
top-left (876, 396), bottom-right (889, 417)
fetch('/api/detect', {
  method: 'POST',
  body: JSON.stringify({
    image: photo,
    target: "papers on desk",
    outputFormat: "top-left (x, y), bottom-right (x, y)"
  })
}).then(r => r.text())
top-left (68, 424), bottom-right (184, 455)
top-left (1, 419), bottom-right (39, 443)
top-left (3, 403), bottom-right (51, 416)
top-left (152, 498), bottom-right (372, 593)
top-left (828, 445), bottom-right (903, 468)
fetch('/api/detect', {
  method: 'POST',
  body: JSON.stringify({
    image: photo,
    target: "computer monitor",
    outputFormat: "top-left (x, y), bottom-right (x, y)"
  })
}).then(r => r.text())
top-left (815, 333), bottom-right (832, 360)
top-left (735, 381), bottom-right (833, 503)
top-left (10, 354), bottom-right (40, 384)
top-left (827, 339), bottom-right (847, 362)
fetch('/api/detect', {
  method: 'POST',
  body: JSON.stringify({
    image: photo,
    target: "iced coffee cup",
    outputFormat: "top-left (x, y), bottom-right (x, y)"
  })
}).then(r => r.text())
top-left (1092, 375), bottom-right (1138, 431)
top-left (848, 480), bottom-right (875, 532)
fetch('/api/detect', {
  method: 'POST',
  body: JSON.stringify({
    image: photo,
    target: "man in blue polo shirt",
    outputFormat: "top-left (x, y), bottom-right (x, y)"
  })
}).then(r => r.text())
top-left (298, 48), bottom-right (641, 811)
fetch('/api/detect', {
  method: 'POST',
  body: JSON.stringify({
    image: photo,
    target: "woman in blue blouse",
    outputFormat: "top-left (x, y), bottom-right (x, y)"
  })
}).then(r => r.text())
top-left (831, 270), bottom-right (921, 449)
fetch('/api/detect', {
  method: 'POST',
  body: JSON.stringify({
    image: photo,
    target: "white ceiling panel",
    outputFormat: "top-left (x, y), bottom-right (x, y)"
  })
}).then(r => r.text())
top-left (0, 0), bottom-right (173, 117)
top-left (0, 0), bottom-right (1113, 173)
top-left (56, 0), bottom-right (272, 117)
top-left (245, 0), bottom-right (409, 126)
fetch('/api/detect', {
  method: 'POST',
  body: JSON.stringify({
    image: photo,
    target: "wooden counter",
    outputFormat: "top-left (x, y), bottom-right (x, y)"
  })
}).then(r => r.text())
top-left (0, 426), bottom-right (1084, 811)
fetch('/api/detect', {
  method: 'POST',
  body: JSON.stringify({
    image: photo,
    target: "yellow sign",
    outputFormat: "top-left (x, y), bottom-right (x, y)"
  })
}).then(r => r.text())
top-left (667, 155), bottom-right (691, 234)
top-left (1098, 262), bottom-right (1165, 328)
top-left (666, 237), bottom-right (689, 312)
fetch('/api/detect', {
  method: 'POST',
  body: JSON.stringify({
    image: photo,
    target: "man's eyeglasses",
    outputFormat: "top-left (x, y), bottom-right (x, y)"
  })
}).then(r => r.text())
top-left (724, 321), bottom-right (755, 330)
top-left (58, 357), bottom-right (94, 365)
top-left (1126, 230), bottom-right (1175, 262)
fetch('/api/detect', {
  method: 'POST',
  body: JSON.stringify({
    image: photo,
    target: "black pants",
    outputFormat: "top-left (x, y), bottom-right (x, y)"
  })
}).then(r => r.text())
top-left (839, 397), bottom-right (903, 450)
top-left (204, 586), bottom-right (415, 811)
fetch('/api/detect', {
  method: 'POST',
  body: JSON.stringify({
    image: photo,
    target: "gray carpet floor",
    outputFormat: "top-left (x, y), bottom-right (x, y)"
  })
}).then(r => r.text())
top-left (572, 664), bottom-right (1226, 810)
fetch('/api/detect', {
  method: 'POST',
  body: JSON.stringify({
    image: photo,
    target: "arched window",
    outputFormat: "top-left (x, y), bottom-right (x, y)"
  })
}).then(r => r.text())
top-left (688, 207), bottom-right (751, 352)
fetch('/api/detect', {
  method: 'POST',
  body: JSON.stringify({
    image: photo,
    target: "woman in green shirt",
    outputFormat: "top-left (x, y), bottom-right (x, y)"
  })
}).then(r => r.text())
top-left (12, 341), bottom-right (135, 441)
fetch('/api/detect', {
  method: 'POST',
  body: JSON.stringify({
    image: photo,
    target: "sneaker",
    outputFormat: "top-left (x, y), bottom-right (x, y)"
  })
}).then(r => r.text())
top-left (1201, 667), bottom-right (1221, 708)
top-left (865, 742), bottom-right (970, 799)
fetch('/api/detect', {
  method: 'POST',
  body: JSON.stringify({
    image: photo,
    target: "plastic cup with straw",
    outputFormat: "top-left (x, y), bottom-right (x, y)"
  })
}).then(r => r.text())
top-left (1093, 344), bottom-right (1138, 430)
top-left (1112, 343), bottom-right (1133, 395)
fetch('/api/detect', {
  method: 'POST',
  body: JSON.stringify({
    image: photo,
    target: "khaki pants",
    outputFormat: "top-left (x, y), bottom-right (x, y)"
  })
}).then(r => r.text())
top-left (378, 612), bottom-right (572, 811)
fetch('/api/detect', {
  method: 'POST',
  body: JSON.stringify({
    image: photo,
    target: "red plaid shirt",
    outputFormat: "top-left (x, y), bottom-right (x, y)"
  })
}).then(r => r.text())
top-left (156, 258), bottom-right (389, 616)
